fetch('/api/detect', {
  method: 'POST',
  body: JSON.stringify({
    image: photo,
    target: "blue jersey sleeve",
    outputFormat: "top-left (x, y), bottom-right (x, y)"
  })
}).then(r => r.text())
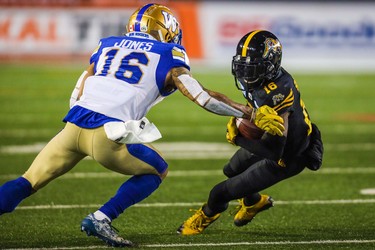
top-left (89, 39), bottom-right (104, 67)
top-left (155, 44), bottom-right (190, 96)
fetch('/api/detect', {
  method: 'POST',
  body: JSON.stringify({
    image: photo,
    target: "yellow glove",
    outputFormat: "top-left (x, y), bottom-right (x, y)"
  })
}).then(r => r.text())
top-left (254, 105), bottom-right (285, 136)
top-left (226, 116), bottom-right (239, 145)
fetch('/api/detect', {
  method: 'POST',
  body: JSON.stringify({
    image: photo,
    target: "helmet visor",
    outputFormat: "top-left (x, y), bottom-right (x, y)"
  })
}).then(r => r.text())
top-left (232, 58), bottom-right (266, 89)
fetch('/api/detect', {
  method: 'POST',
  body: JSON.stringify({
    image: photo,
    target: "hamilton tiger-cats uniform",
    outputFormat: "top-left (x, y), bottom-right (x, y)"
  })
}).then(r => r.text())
top-left (240, 67), bottom-right (312, 165)
top-left (177, 29), bottom-right (323, 236)
top-left (206, 68), bottom-right (314, 214)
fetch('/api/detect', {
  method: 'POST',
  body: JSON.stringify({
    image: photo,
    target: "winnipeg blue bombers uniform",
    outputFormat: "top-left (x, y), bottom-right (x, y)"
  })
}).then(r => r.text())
top-left (0, 33), bottom-right (189, 247)
top-left (28, 33), bottom-right (190, 191)
top-left (16, 32), bottom-right (191, 216)
top-left (65, 34), bottom-right (189, 128)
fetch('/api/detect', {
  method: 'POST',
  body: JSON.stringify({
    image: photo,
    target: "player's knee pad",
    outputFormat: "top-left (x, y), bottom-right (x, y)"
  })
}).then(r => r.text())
top-left (127, 144), bottom-right (168, 174)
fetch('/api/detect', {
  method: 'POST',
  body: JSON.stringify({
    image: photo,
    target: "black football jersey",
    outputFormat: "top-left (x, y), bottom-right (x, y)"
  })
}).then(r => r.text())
top-left (246, 68), bottom-right (312, 162)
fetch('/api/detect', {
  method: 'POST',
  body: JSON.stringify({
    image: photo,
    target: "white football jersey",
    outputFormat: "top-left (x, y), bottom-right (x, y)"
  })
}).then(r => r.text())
top-left (64, 32), bottom-right (190, 128)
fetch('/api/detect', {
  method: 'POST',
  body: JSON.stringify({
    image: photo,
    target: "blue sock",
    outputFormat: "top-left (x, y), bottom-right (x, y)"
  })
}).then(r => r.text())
top-left (99, 174), bottom-right (161, 220)
top-left (0, 177), bottom-right (33, 214)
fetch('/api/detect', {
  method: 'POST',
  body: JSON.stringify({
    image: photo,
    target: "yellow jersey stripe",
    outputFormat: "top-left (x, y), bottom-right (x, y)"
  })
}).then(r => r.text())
top-left (274, 99), bottom-right (294, 112)
top-left (172, 49), bottom-right (185, 58)
top-left (275, 100), bottom-right (293, 112)
top-left (242, 30), bottom-right (262, 56)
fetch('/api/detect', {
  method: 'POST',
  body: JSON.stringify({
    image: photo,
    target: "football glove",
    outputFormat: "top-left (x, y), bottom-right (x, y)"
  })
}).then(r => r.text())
top-left (226, 116), bottom-right (239, 145)
top-left (254, 105), bottom-right (285, 136)
top-left (303, 123), bottom-right (324, 171)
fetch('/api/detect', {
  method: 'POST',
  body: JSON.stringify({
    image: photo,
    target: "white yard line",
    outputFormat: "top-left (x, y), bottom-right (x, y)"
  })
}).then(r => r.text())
top-left (142, 240), bottom-right (375, 248)
top-left (3, 239), bottom-right (375, 250)
top-left (361, 188), bottom-right (375, 195)
top-left (14, 199), bottom-right (375, 211)
top-left (1, 142), bottom-right (375, 160)
top-left (1, 167), bottom-right (375, 181)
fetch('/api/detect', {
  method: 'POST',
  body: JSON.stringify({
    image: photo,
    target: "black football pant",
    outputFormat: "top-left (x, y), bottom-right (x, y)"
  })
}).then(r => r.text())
top-left (206, 147), bottom-right (305, 214)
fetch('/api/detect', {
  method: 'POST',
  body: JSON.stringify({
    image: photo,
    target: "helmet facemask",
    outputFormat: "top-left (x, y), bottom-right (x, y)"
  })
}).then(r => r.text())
top-left (232, 55), bottom-right (268, 92)
top-left (232, 30), bottom-right (282, 97)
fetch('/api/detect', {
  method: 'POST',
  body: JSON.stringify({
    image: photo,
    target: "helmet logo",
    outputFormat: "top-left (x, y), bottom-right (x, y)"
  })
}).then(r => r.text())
top-left (140, 25), bottom-right (148, 32)
top-left (128, 23), bottom-right (147, 32)
top-left (263, 38), bottom-right (282, 59)
top-left (161, 10), bottom-right (178, 32)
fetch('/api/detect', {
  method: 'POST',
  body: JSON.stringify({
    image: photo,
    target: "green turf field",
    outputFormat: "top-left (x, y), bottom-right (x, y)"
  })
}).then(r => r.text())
top-left (0, 64), bottom-right (374, 249)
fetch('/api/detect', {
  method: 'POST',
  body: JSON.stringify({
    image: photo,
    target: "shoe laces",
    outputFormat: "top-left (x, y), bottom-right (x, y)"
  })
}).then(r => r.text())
top-left (106, 221), bottom-right (120, 233)
top-left (186, 208), bottom-right (208, 230)
top-left (97, 219), bottom-right (123, 239)
top-left (101, 221), bottom-right (134, 246)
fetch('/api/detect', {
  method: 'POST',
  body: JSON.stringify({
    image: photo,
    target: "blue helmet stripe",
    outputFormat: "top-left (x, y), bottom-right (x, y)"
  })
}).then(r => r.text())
top-left (134, 3), bottom-right (154, 31)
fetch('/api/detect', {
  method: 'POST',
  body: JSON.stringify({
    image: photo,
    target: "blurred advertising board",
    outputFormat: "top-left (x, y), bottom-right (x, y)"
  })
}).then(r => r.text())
top-left (199, 2), bottom-right (375, 72)
top-left (0, 1), bottom-right (374, 72)
top-left (0, 2), bottom-right (201, 62)
top-left (0, 8), bottom-right (132, 57)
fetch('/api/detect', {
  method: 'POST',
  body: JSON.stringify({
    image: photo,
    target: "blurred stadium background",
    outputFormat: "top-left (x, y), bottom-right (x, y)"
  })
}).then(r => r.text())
top-left (1, 0), bottom-right (375, 72)
top-left (0, 0), bottom-right (374, 249)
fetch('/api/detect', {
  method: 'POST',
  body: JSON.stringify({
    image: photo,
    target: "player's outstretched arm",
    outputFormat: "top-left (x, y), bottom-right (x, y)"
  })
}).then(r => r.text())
top-left (168, 67), bottom-right (252, 118)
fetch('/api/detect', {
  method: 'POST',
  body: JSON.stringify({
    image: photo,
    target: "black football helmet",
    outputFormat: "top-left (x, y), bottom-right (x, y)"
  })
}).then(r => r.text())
top-left (232, 30), bottom-right (282, 92)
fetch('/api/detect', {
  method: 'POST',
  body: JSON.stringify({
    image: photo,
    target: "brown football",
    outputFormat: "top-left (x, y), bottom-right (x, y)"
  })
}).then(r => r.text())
top-left (236, 118), bottom-right (264, 140)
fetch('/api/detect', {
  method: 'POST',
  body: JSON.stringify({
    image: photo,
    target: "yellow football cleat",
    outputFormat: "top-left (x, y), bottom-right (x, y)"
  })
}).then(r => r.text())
top-left (177, 204), bottom-right (220, 235)
top-left (234, 195), bottom-right (274, 227)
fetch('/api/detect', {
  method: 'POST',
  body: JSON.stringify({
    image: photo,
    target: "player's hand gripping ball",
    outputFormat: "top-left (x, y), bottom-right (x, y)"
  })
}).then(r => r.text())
top-left (226, 117), bottom-right (264, 145)
top-left (226, 117), bottom-right (239, 145)
top-left (236, 118), bottom-right (265, 140)
top-left (254, 105), bottom-right (285, 136)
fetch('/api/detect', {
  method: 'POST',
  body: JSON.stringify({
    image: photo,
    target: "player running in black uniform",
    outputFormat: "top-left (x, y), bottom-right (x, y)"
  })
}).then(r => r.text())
top-left (177, 30), bottom-right (324, 235)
